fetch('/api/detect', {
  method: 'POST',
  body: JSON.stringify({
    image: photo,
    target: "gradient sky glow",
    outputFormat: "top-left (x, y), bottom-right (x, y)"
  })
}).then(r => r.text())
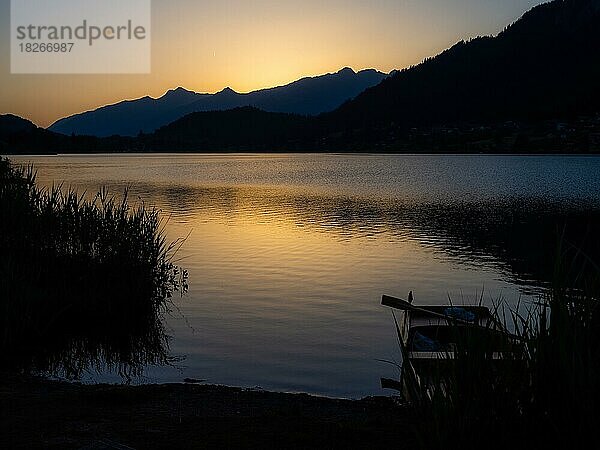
top-left (0, 0), bottom-right (543, 127)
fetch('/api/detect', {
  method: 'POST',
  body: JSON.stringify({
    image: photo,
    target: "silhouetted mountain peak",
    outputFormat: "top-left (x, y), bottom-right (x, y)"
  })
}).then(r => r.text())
top-left (0, 114), bottom-right (57, 153)
top-left (337, 67), bottom-right (356, 75)
top-left (0, 114), bottom-right (37, 137)
top-left (218, 87), bottom-right (238, 95)
top-left (159, 88), bottom-right (201, 108)
top-left (163, 86), bottom-right (195, 97)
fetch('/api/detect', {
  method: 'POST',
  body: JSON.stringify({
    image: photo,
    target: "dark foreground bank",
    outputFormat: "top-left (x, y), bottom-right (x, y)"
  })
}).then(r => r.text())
top-left (0, 377), bottom-right (411, 449)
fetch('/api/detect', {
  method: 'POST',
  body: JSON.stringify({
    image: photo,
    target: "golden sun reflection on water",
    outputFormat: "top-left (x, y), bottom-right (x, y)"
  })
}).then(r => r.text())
top-left (10, 153), bottom-right (600, 397)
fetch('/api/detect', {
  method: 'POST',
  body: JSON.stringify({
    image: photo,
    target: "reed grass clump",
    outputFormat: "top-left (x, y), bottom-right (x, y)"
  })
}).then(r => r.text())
top-left (0, 157), bottom-right (187, 379)
top-left (402, 248), bottom-right (600, 449)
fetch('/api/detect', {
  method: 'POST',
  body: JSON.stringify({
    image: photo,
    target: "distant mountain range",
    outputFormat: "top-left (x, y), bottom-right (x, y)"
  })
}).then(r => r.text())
top-left (49, 68), bottom-right (388, 137)
top-left (3, 0), bottom-right (600, 154)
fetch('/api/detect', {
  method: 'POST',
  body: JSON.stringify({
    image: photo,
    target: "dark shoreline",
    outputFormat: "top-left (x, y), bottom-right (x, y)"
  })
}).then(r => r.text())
top-left (1, 376), bottom-right (412, 449)
top-left (6, 151), bottom-right (600, 157)
top-left (3, 112), bottom-right (600, 156)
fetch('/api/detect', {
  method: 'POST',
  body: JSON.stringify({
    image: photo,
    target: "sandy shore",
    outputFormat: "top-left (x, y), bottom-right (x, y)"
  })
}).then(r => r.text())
top-left (1, 376), bottom-right (413, 449)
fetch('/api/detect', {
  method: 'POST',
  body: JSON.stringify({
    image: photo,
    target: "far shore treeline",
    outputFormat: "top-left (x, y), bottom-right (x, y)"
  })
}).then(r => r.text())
top-left (2, 0), bottom-right (600, 154)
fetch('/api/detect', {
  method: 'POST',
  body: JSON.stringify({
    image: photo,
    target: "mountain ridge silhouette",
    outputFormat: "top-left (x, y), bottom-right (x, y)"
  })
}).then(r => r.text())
top-left (49, 68), bottom-right (388, 137)
top-left (322, 0), bottom-right (600, 133)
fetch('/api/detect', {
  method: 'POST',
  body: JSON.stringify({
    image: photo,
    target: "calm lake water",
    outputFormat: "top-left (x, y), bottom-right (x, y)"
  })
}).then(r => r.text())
top-left (9, 153), bottom-right (600, 398)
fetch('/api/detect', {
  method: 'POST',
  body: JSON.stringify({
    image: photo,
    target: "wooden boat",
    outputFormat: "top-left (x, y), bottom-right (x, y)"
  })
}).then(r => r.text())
top-left (380, 293), bottom-right (516, 400)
